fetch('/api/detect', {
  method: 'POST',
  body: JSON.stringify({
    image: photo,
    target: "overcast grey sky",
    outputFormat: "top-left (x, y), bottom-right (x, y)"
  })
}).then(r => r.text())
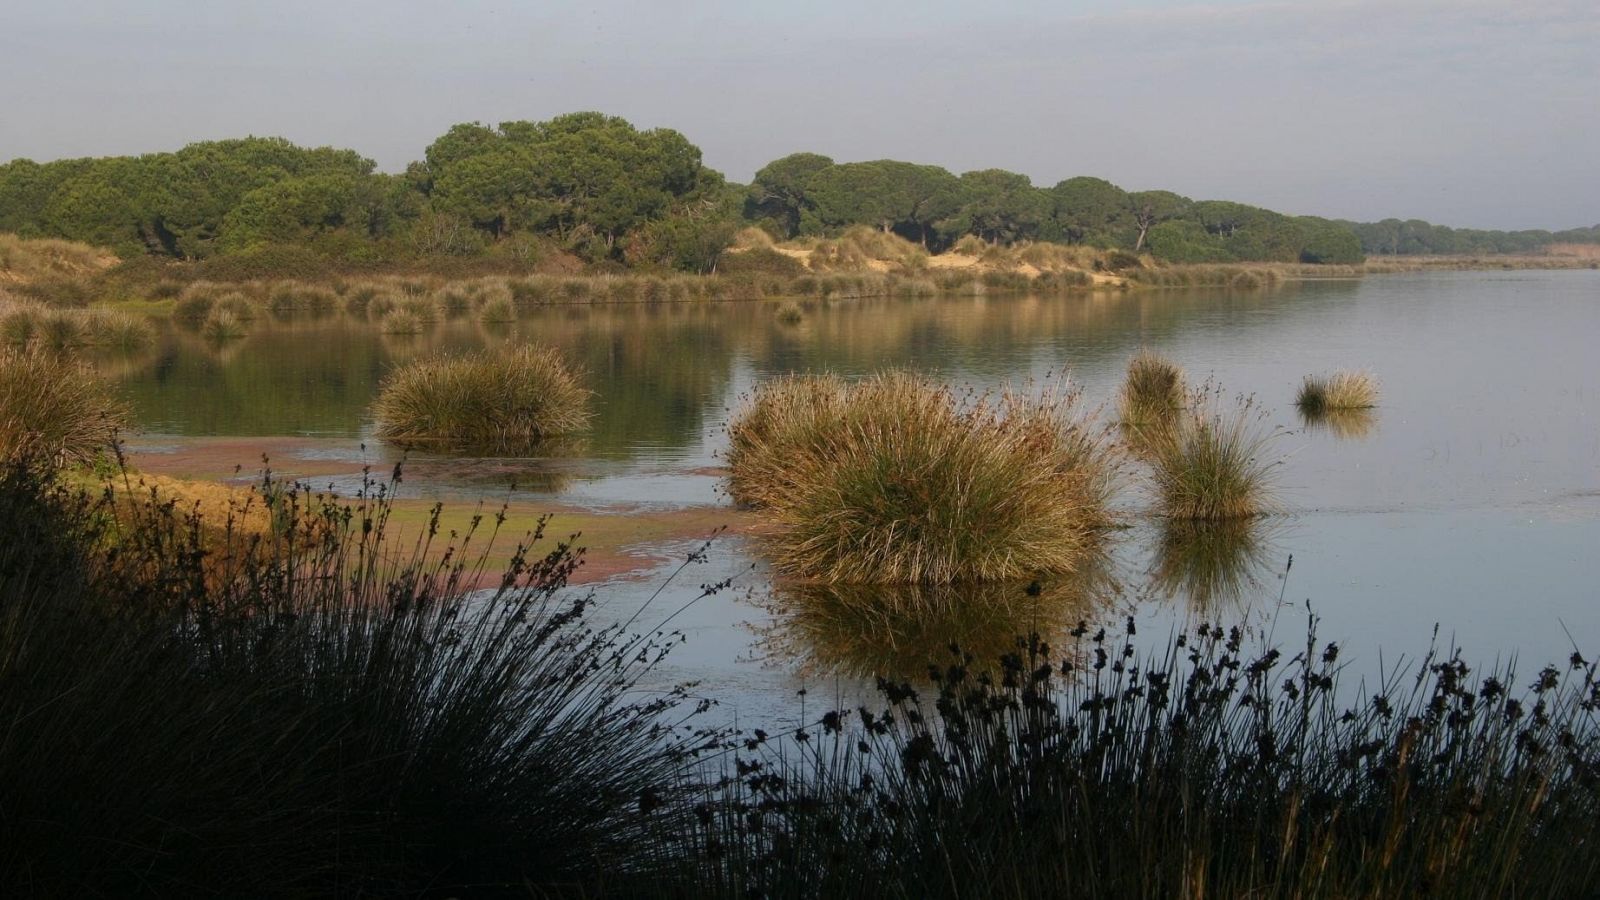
top-left (2, 0), bottom-right (1596, 229)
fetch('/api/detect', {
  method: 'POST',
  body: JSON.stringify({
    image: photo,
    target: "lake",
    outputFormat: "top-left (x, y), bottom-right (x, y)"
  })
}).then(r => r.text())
top-left (111, 270), bottom-right (1600, 725)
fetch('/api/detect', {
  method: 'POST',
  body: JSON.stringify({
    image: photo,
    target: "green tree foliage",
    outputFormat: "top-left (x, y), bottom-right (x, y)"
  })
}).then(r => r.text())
top-left (942, 169), bottom-right (1047, 244)
top-left (219, 173), bottom-right (419, 252)
top-left (423, 112), bottom-right (722, 258)
top-left (806, 161), bottom-right (963, 247)
top-left (745, 152), bottom-right (834, 238)
top-left (1048, 177), bottom-right (1131, 246)
top-left (1296, 216), bottom-right (1364, 264)
top-left (1128, 190), bottom-right (1192, 251)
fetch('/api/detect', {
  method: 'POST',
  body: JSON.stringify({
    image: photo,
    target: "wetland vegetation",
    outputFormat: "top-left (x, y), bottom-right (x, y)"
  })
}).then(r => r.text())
top-left (2, 109), bottom-right (1598, 897)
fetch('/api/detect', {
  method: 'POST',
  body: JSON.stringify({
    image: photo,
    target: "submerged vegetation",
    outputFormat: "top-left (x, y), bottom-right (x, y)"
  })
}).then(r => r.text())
top-left (727, 373), bottom-right (1117, 585)
top-left (373, 345), bottom-right (591, 450)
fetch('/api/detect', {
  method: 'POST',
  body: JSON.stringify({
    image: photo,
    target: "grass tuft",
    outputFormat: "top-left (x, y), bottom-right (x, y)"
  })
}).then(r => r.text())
top-left (0, 348), bottom-right (126, 465)
top-left (1148, 387), bottom-right (1280, 520)
top-left (1118, 349), bottom-right (1186, 426)
top-left (1297, 370), bottom-right (1379, 415)
top-left (727, 372), bottom-right (1117, 584)
top-left (373, 345), bottom-right (591, 450)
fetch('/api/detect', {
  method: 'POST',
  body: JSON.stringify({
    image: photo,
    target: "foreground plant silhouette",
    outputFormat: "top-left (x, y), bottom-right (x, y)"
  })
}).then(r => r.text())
top-left (683, 619), bottom-right (1600, 899)
top-left (0, 457), bottom-right (712, 896)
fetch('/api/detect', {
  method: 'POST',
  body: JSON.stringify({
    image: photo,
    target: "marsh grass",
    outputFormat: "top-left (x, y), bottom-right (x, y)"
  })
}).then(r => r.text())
top-left (373, 345), bottom-right (591, 450)
top-left (201, 307), bottom-right (247, 341)
top-left (0, 458), bottom-right (706, 896)
top-left (0, 348), bottom-right (125, 465)
top-left (379, 308), bottom-right (424, 335)
top-left (479, 294), bottom-right (516, 324)
top-left (1297, 371), bottom-right (1379, 416)
top-left (773, 300), bottom-right (804, 325)
top-left (727, 373), bottom-right (1117, 585)
top-left (1149, 387), bottom-right (1281, 520)
top-left (0, 305), bottom-right (153, 352)
top-left (1118, 349), bottom-right (1186, 427)
top-left (684, 620), bottom-right (1600, 899)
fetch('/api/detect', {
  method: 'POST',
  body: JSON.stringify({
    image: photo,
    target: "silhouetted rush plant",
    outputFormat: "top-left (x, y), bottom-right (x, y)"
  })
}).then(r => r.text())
top-left (683, 619), bottom-right (1600, 899)
top-left (0, 457), bottom-right (721, 896)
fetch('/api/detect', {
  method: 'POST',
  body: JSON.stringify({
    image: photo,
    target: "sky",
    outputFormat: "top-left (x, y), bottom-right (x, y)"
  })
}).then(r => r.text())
top-left (1, 0), bottom-right (1596, 230)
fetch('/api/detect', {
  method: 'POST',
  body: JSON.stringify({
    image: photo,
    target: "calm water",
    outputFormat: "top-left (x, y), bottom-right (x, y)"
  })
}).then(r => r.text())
top-left (112, 271), bottom-right (1600, 723)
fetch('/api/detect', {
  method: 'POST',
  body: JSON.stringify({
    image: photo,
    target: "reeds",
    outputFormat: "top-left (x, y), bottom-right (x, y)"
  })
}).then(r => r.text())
top-left (0, 347), bottom-right (126, 465)
top-left (1297, 370), bottom-right (1379, 415)
top-left (373, 345), bottom-right (591, 450)
top-left (687, 621), bottom-right (1600, 898)
top-left (0, 460), bottom-right (699, 896)
top-left (478, 294), bottom-right (516, 324)
top-left (727, 372), bottom-right (1117, 584)
top-left (773, 300), bottom-right (804, 325)
top-left (0, 305), bottom-right (154, 352)
top-left (1148, 388), bottom-right (1280, 520)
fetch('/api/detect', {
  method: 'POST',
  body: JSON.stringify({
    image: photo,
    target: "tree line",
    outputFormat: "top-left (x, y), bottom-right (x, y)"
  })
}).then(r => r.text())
top-left (2, 111), bottom-right (1593, 272)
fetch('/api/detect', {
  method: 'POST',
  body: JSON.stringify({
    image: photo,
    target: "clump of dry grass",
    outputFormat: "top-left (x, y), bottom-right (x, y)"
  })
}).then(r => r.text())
top-left (0, 234), bottom-right (112, 281)
top-left (0, 347), bottom-right (126, 465)
top-left (726, 372), bottom-right (1117, 584)
top-left (774, 300), bottom-right (804, 325)
top-left (1296, 371), bottom-right (1379, 415)
top-left (1118, 350), bottom-right (1186, 426)
top-left (379, 308), bottom-right (423, 335)
top-left (479, 295), bottom-right (516, 324)
top-left (0, 304), bottom-right (154, 352)
top-left (201, 308), bottom-right (247, 341)
top-left (1148, 388), bottom-right (1280, 520)
top-left (373, 345), bottom-right (591, 450)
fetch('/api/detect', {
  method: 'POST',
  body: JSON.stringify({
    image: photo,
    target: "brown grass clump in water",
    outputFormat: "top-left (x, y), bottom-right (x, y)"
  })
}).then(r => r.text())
top-left (0, 348), bottom-right (126, 465)
top-left (201, 308), bottom-right (247, 341)
top-left (774, 300), bottom-right (804, 325)
top-left (373, 345), bottom-right (590, 450)
top-left (727, 372), bottom-right (1117, 584)
top-left (1118, 350), bottom-right (1186, 427)
top-left (1296, 370), bottom-right (1379, 415)
top-left (379, 308), bottom-right (424, 335)
top-left (479, 295), bottom-right (516, 324)
top-left (1149, 387), bottom-right (1280, 520)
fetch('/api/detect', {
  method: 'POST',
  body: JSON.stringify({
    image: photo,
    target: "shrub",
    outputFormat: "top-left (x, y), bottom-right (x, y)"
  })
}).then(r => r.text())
top-left (79, 309), bottom-right (156, 349)
top-left (774, 300), bottom-right (804, 325)
top-left (373, 345), bottom-right (591, 449)
top-left (727, 373), bottom-right (1115, 584)
top-left (1296, 371), bottom-right (1379, 415)
top-left (1149, 389), bottom-right (1280, 520)
top-left (0, 348), bottom-right (125, 465)
top-left (173, 291), bottom-right (216, 322)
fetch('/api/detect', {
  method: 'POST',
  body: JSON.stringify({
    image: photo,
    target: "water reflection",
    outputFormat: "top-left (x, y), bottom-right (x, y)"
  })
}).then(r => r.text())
top-left (1300, 407), bottom-right (1379, 441)
top-left (1147, 518), bottom-right (1286, 614)
top-left (754, 560), bottom-right (1122, 679)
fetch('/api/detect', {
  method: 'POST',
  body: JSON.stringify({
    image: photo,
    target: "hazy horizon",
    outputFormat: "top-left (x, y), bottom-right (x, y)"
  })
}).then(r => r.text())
top-left (2, 0), bottom-right (1596, 231)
